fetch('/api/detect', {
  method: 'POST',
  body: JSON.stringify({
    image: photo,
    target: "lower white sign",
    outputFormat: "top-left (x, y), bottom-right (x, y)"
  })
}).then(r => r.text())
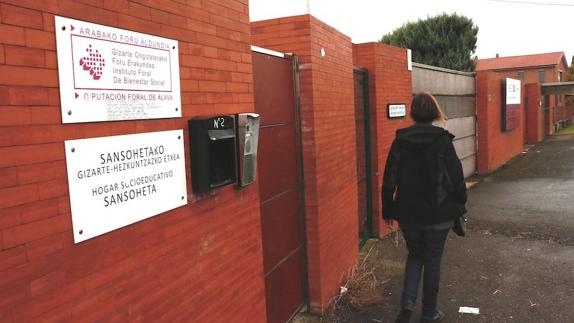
top-left (65, 130), bottom-right (188, 243)
top-left (388, 104), bottom-right (407, 118)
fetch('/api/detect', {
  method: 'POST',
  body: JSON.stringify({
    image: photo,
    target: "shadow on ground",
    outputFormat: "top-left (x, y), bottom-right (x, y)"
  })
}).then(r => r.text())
top-left (293, 135), bottom-right (574, 323)
top-left (340, 230), bottom-right (574, 323)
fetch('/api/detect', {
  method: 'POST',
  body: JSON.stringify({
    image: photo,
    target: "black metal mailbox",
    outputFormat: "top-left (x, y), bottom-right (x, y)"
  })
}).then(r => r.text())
top-left (188, 116), bottom-right (237, 194)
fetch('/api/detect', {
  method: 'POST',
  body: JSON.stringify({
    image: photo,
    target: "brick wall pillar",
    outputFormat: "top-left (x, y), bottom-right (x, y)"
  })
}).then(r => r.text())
top-left (525, 83), bottom-right (543, 144)
top-left (352, 42), bottom-right (412, 238)
top-left (251, 15), bottom-right (358, 312)
top-left (476, 71), bottom-right (525, 174)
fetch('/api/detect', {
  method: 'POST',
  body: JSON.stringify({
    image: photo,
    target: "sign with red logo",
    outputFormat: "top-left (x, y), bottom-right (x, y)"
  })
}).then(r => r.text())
top-left (79, 45), bottom-right (105, 80)
top-left (55, 16), bottom-right (181, 123)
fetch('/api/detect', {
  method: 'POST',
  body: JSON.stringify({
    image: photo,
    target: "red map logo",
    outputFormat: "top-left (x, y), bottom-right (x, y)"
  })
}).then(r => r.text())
top-left (79, 45), bottom-right (105, 80)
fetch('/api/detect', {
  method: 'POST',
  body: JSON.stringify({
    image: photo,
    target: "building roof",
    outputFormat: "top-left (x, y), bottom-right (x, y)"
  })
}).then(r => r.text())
top-left (476, 52), bottom-right (567, 71)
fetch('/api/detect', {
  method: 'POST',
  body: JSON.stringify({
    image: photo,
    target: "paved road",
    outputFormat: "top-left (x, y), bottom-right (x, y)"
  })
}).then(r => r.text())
top-left (341, 135), bottom-right (574, 323)
top-left (469, 134), bottom-right (574, 245)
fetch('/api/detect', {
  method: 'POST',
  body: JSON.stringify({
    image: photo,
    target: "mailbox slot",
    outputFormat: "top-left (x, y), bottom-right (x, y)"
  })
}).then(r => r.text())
top-left (189, 116), bottom-right (237, 194)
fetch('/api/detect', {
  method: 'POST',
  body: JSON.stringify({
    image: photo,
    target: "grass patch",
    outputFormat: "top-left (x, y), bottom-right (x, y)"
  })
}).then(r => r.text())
top-left (291, 236), bottom-right (401, 323)
top-left (556, 122), bottom-right (574, 136)
top-left (322, 263), bottom-right (387, 323)
top-left (322, 237), bottom-right (400, 322)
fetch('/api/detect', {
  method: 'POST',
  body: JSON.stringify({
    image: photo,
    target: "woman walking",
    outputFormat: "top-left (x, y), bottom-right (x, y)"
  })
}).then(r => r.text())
top-left (382, 93), bottom-right (467, 323)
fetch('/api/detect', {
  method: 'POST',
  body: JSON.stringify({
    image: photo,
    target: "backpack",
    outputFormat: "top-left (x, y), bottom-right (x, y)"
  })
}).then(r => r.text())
top-left (393, 136), bottom-right (451, 210)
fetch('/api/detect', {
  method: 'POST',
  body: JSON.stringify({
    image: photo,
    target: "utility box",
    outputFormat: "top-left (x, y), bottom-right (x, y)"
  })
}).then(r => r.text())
top-left (189, 116), bottom-right (237, 194)
top-left (236, 113), bottom-right (260, 187)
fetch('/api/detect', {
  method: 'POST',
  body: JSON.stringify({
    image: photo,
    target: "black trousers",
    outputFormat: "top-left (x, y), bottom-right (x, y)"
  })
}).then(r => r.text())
top-left (400, 226), bottom-right (449, 317)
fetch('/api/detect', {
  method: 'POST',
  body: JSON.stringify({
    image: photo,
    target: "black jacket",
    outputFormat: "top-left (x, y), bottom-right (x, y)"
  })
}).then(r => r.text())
top-left (382, 124), bottom-right (467, 226)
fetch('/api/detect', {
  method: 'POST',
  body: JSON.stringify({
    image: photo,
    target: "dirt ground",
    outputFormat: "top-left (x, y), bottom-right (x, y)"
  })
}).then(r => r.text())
top-left (294, 135), bottom-right (574, 323)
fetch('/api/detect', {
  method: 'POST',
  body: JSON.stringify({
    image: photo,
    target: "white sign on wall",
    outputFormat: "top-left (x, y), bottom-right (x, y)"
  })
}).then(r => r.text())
top-left (387, 104), bottom-right (407, 118)
top-left (65, 130), bottom-right (188, 243)
top-left (506, 78), bottom-right (521, 105)
top-left (55, 16), bottom-right (181, 123)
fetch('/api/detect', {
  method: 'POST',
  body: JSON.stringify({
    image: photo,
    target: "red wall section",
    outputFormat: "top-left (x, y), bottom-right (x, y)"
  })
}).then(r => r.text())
top-left (496, 64), bottom-right (566, 115)
top-left (501, 67), bottom-right (557, 84)
top-left (476, 71), bottom-right (525, 174)
top-left (525, 83), bottom-right (544, 144)
top-left (0, 1), bottom-right (267, 322)
top-left (252, 15), bottom-right (359, 312)
top-left (353, 43), bottom-right (413, 238)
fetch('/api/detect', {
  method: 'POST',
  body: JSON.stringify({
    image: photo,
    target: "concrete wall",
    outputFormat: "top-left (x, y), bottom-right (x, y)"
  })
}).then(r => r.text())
top-left (412, 63), bottom-right (475, 95)
top-left (412, 63), bottom-right (477, 177)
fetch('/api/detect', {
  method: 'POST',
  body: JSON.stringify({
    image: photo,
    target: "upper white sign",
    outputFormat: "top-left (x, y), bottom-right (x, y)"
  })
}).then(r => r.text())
top-left (506, 78), bottom-right (521, 105)
top-left (65, 130), bottom-right (188, 243)
top-left (55, 16), bottom-right (181, 123)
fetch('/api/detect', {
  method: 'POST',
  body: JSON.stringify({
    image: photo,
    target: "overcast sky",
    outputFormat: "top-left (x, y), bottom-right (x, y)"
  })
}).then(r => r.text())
top-left (249, 0), bottom-right (573, 63)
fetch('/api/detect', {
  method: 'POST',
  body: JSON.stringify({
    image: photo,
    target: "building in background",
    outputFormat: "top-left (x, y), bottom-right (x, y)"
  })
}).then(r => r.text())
top-left (1, 1), bottom-right (572, 322)
top-left (477, 52), bottom-right (568, 83)
top-left (477, 52), bottom-right (569, 107)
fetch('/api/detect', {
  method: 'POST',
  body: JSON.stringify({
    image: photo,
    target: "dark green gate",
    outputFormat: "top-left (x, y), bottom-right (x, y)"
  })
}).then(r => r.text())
top-left (353, 67), bottom-right (373, 245)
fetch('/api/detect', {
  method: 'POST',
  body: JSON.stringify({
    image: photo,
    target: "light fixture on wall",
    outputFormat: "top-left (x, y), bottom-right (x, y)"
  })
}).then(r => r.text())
top-left (320, 48), bottom-right (326, 57)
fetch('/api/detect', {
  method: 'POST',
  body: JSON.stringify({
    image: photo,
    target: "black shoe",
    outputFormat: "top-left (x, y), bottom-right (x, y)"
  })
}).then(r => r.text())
top-left (420, 310), bottom-right (445, 323)
top-left (395, 304), bottom-right (414, 323)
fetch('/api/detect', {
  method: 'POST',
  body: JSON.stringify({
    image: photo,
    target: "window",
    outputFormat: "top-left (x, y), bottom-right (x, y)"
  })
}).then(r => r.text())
top-left (538, 70), bottom-right (546, 83)
top-left (517, 70), bottom-right (524, 80)
top-left (558, 71), bottom-right (563, 82)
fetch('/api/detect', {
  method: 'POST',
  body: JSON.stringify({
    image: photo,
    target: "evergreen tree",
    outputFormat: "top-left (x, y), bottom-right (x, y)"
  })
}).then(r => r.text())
top-left (565, 55), bottom-right (574, 81)
top-left (380, 13), bottom-right (479, 72)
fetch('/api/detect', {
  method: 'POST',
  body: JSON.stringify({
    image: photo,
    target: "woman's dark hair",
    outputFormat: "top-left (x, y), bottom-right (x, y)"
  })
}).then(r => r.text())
top-left (410, 92), bottom-right (445, 123)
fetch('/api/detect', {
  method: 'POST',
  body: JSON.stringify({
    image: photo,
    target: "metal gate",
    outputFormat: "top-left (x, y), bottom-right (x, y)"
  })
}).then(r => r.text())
top-left (353, 68), bottom-right (373, 242)
top-left (252, 48), bottom-right (307, 323)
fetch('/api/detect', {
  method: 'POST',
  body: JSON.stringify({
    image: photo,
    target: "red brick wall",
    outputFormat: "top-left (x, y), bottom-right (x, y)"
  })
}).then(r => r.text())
top-left (492, 63), bottom-right (569, 140)
top-left (497, 69), bottom-right (540, 141)
top-left (476, 70), bottom-right (525, 174)
top-left (0, 1), bottom-right (268, 322)
top-left (501, 67), bottom-right (555, 84)
top-left (496, 64), bottom-right (566, 108)
top-left (525, 83), bottom-right (543, 144)
top-left (353, 43), bottom-right (413, 238)
top-left (252, 15), bottom-right (359, 312)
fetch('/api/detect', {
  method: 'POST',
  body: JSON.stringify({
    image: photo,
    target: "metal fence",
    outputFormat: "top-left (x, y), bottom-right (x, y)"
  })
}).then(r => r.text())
top-left (553, 105), bottom-right (574, 124)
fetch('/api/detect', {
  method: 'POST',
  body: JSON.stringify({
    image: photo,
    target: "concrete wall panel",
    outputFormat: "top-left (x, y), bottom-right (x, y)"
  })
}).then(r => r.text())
top-left (436, 96), bottom-right (475, 118)
top-left (461, 155), bottom-right (477, 178)
top-left (412, 63), bottom-right (475, 96)
top-left (446, 116), bottom-right (476, 139)
top-left (453, 136), bottom-right (477, 160)
top-left (413, 63), bottom-right (477, 177)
